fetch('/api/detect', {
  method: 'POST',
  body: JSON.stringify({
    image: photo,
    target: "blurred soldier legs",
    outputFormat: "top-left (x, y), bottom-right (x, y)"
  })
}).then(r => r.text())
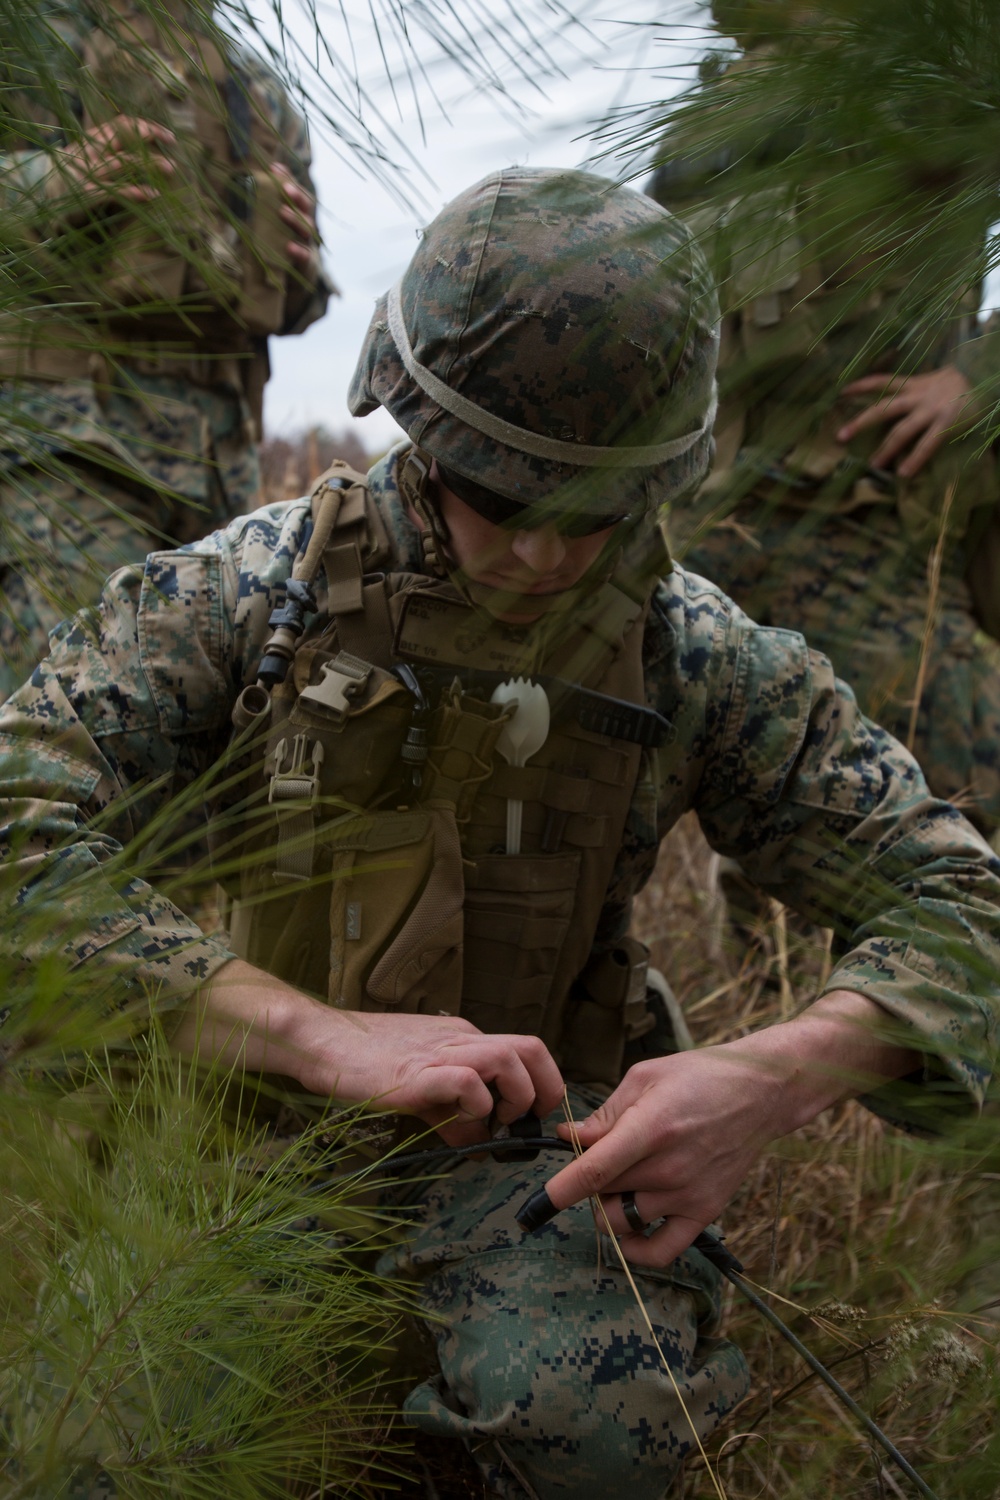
top-left (0, 369), bottom-right (260, 699)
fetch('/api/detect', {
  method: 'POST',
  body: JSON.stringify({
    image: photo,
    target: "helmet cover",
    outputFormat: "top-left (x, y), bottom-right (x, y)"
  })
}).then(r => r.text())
top-left (349, 167), bottom-right (720, 517)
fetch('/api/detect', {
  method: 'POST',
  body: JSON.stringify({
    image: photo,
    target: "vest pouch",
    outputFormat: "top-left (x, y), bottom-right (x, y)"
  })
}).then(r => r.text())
top-left (560, 937), bottom-right (653, 1092)
top-left (92, 210), bottom-right (190, 312)
top-left (236, 170), bottom-right (289, 336)
top-left (286, 650), bottom-right (414, 809)
top-left (326, 806), bottom-right (464, 1018)
top-left (459, 851), bottom-right (582, 1037)
top-left (220, 658), bottom-right (416, 987)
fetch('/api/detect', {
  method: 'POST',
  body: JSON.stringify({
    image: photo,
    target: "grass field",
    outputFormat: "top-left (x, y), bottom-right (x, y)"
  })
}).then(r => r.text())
top-left (629, 814), bottom-right (999, 1499)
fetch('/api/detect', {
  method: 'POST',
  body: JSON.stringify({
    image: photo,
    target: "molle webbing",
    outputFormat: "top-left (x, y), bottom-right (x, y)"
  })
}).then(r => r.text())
top-left (224, 467), bottom-right (660, 1089)
top-left (12, 0), bottom-right (296, 358)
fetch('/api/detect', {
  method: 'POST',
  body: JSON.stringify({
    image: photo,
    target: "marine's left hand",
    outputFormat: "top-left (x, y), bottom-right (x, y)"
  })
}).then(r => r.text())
top-left (542, 991), bottom-right (920, 1268)
top-left (836, 365), bottom-right (981, 478)
top-left (270, 161), bottom-right (319, 271)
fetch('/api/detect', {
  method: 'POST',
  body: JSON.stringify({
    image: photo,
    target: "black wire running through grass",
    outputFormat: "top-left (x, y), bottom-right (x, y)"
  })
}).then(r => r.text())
top-left (307, 1129), bottom-right (941, 1500)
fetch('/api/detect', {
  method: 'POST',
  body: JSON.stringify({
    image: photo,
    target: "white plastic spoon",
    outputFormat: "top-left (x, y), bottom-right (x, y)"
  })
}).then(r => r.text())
top-left (490, 677), bottom-right (550, 855)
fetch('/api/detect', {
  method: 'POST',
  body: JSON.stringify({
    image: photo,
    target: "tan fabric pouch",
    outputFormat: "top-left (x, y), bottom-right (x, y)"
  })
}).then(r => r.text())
top-left (326, 804), bottom-right (464, 1018)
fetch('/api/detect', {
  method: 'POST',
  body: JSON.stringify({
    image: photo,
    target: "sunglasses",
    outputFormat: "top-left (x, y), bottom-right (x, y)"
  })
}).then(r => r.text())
top-left (437, 464), bottom-right (630, 539)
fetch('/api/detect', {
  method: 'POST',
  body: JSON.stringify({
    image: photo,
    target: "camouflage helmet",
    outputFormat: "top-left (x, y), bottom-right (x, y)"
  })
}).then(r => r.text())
top-left (348, 167), bottom-right (719, 519)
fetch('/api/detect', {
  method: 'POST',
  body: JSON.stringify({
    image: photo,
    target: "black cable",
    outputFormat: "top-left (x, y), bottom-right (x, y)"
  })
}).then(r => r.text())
top-left (307, 1134), bottom-right (939, 1499)
top-left (719, 1269), bottom-right (940, 1500)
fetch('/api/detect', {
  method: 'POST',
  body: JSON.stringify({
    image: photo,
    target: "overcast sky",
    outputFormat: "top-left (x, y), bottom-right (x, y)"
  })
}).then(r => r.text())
top-left (253, 1), bottom-right (710, 450)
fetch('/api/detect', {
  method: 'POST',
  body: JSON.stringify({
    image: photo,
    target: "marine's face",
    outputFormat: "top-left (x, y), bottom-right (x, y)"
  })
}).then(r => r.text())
top-left (428, 462), bottom-right (620, 624)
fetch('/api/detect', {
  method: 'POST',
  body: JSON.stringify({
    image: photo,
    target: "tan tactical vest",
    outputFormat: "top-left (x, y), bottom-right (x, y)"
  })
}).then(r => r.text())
top-left (704, 196), bottom-right (995, 552)
top-left (1, 0), bottom-right (294, 384)
top-left (676, 48), bottom-right (995, 548)
top-left (218, 464), bottom-right (671, 1091)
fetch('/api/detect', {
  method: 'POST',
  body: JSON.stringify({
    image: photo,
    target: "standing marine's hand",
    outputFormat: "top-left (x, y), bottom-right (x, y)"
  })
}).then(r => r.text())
top-left (55, 115), bottom-right (176, 204)
top-left (270, 160), bottom-right (320, 273)
top-left (836, 366), bottom-right (980, 477)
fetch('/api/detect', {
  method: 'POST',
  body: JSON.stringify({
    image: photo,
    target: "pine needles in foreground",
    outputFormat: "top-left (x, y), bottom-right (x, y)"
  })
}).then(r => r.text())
top-left (0, 1028), bottom-right (417, 1498)
top-left (634, 815), bottom-right (1000, 1499)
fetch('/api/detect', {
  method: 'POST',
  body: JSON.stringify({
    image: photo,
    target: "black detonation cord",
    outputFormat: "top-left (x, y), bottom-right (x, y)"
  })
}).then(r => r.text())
top-left (311, 1133), bottom-right (939, 1500)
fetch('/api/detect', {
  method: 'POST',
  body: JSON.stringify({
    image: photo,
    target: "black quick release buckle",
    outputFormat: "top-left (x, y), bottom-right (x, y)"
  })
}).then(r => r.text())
top-left (568, 685), bottom-right (674, 748)
top-left (397, 663), bottom-right (674, 749)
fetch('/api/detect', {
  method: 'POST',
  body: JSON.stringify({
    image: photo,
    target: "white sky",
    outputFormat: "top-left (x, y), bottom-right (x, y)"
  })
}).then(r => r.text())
top-left (247, 2), bottom-right (1000, 451)
top-left (251, 1), bottom-right (710, 450)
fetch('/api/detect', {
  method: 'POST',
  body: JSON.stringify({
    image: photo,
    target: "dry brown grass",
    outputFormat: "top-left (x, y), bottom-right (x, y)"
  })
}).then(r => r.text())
top-left (632, 815), bottom-right (1000, 1499)
top-left (388, 815), bottom-right (999, 1498)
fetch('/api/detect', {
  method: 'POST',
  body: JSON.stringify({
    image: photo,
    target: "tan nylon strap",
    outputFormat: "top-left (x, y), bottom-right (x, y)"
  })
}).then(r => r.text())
top-left (295, 462), bottom-right (371, 584)
top-left (273, 803), bottom-right (317, 882)
top-left (387, 281), bottom-right (718, 471)
top-left (297, 480), bottom-right (345, 584)
top-left (334, 578), bottom-right (397, 669)
top-left (325, 542), bottom-right (364, 615)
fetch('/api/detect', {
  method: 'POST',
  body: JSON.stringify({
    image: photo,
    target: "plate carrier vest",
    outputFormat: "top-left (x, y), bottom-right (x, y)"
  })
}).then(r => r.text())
top-left (0, 0), bottom-right (294, 386)
top-left (218, 461), bottom-right (674, 1092)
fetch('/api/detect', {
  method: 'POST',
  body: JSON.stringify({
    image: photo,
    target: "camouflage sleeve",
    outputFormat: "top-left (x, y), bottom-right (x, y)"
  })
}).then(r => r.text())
top-left (0, 496), bottom-right (315, 1014)
top-left (646, 567), bottom-right (1000, 1111)
top-left (953, 310), bottom-right (1000, 396)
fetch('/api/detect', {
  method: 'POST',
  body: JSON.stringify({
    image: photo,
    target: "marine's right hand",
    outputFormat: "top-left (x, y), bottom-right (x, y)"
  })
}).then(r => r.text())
top-left (53, 115), bottom-right (176, 205)
top-left (171, 958), bottom-right (565, 1147)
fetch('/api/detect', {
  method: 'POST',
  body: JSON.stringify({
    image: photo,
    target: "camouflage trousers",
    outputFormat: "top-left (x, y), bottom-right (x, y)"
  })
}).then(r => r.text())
top-left (679, 499), bottom-right (1000, 841)
top-left (0, 372), bottom-right (260, 700)
top-left (382, 1095), bottom-right (751, 1500)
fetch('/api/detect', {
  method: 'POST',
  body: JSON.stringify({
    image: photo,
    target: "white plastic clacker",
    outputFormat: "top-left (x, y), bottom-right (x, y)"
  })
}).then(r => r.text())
top-left (490, 677), bottom-right (550, 855)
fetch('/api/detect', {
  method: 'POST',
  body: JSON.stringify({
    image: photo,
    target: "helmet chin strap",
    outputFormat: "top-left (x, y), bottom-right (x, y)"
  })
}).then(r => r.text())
top-left (396, 444), bottom-right (645, 627)
top-left (397, 446), bottom-right (451, 579)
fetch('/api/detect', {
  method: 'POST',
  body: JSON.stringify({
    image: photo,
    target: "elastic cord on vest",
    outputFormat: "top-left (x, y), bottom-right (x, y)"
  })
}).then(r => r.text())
top-left (387, 282), bottom-right (718, 479)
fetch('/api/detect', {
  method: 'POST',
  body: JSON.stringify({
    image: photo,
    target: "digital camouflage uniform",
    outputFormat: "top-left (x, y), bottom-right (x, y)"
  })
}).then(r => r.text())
top-left (1, 167), bottom-right (999, 1498)
top-left (0, 0), bottom-right (332, 698)
top-left (648, 34), bottom-right (1000, 842)
top-left (2, 450), bottom-right (999, 1495)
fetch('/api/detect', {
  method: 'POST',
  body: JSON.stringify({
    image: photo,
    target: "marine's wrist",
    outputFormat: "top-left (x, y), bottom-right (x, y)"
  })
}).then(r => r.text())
top-left (748, 989), bottom-right (921, 1136)
top-left (176, 957), bottom-right (334, 1083)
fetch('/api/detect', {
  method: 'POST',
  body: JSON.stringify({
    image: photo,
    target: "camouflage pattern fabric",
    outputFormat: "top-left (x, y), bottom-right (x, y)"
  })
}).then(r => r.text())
top-left (0, 445), bottom-right (996, 1099)
top-left (679, 500), bottom-right (1000, 841)
top-left (0, 370), bottom-right (259, 699)
top-left (1, 449), bottom-right (999, 1489)
top-left (349, 168), bottom-right (719, 517)
top-left (383, 1091), bottom-right (749, 1500)
top-left (0, 1), bottom-right (330, 698)
top-left (648, 41), bottom-right (1000, 840)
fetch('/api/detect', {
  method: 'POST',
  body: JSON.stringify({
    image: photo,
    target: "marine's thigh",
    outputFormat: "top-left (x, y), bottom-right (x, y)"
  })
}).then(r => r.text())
top-left (385, 1112), bottom-right (749, 1500)
top-left (0, 461), bottom-right (161, 696)
top-left (685, 509), bottom-right (1000, 836)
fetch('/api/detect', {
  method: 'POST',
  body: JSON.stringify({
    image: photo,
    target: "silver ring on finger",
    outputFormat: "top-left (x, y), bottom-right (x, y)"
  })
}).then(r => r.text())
top-left (620, 1189), bottom-right (647, 1233)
